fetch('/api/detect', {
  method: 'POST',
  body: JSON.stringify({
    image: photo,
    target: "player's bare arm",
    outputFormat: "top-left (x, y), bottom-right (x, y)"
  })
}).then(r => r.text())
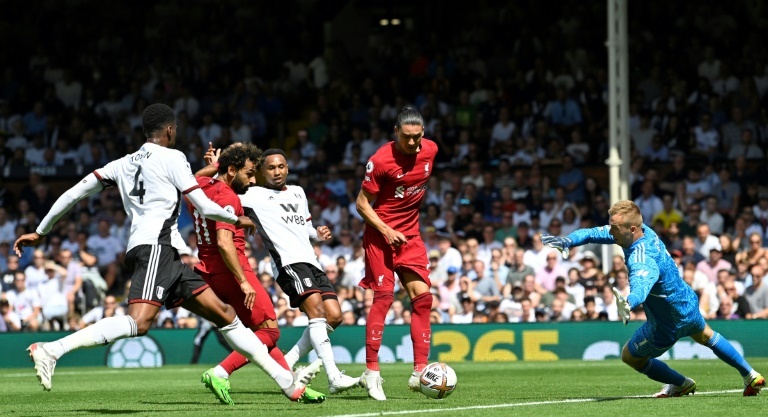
top-left (195, 163), bottom-right (218, 178)
top-left (356, 189), bottom-right (407, 246)
top-left (216, 228), bottom-right (256, 310)
top-left (13, 232), bottom-right (43, 256)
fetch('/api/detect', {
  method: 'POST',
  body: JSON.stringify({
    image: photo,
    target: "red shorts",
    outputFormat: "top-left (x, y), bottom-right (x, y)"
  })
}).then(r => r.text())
top-left (360, 231), bottom-right (431, 292)
top-left (200, 265), bottom-right (276, 329)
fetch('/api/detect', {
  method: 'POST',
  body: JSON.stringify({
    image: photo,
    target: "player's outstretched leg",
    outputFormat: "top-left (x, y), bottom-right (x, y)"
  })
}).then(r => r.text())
top-left (28, 315), bottom-right (139, 391)
top-left (692, 326), bottom-right (765, 396)
top-left (621, 338), bottom-right (694, 398)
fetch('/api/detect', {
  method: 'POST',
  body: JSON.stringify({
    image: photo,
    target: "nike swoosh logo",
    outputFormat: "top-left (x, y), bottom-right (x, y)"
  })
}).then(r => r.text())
top-left (371, 337), bottom-right (381, 341)
top-left (397, 173), bottom-right (405, 178)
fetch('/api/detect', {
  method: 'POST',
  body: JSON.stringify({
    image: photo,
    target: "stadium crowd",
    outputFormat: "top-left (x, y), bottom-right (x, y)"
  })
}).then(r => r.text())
top-left (2, 1), bottom-right (768, 333)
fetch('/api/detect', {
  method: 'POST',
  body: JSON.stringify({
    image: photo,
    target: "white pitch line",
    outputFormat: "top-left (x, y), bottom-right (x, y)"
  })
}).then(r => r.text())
top-left (327, 389), bottom-right (743, 417)
top-left (3, 368), bottom-right (201, 378)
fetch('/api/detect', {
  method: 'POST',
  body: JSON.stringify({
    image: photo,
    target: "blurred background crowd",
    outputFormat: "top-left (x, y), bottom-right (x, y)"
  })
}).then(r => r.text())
top-left (2, 0), bottom-right (768, 333)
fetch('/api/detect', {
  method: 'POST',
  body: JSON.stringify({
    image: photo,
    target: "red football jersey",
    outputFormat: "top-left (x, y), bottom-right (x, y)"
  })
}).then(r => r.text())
top-left (187, 176), bottom-right (247, 274)
top-left (361, 139), bottom-right (437, 236)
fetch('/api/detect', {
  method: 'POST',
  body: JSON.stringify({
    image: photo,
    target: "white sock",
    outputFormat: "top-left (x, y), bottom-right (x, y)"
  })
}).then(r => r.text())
top-left (285, 322), bottom-right (335, 369)
top-left (213, 365), bottom-right (229, 379)
top-left (309, 318), bottom-right (341, 379)
top-left (744, 369), bottom-right (759, 383)
top-left (284, 328), bottom-right (312, 369)
top-left (219, 316), bottom-right (292, 390)
top-left (45, 316), bottom-right (137, 359)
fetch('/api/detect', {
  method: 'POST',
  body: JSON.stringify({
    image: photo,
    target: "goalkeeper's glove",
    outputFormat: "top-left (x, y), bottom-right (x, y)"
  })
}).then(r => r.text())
top-left (540, 234), bottom-right (572, 259)
top-left (612, 287), bottom-right (631, 325)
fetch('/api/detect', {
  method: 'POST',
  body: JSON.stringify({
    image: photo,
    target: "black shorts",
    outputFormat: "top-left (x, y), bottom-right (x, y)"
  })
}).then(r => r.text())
top-left (125, 244), bottom-right (209, 308)
top-left (277, 263), bottom-right (337, 308)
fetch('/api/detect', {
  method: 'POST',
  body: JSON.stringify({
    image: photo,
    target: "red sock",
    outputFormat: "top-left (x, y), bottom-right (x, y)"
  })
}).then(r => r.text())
top-left (365, 291), bottom-right (393, 372)
top-left (256, 327), bottom-right (289, 370)
top-left (219, 327), bottom-right (285, 375)
top-left (410, 292), bottom-right (433, 373)
top-left (219, 351), bottom-right (249, 375)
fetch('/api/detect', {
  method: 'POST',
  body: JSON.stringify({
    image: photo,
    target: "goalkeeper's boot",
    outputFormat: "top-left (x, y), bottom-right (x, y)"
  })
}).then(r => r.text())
top-left (201, 368), bottom-right (234, 405)
top-left (284, 359), bottom-right (324, 402)
top-left (653, 377), bottom-right (696, 398)
top-left (360, 368), bottom-right (386, 401)
top-left (408, 370), bottom-right (421, 392)
top-left (27, 343), bottom-right (56, 391)
top-left (328, 371), bottom-right (360, 394)
top-left (744, 371), bottom-right (765, 396)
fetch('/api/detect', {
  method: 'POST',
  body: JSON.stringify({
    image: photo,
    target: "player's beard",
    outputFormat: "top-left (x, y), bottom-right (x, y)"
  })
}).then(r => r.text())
top-left (231, 177), bottom-right (249, 194)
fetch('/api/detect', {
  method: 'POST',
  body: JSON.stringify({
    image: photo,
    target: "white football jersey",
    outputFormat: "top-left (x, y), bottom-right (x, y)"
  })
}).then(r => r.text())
top-left (239, 185), bottom-right (321, 271)
top-left (94, 143), bottom-right (198, 252)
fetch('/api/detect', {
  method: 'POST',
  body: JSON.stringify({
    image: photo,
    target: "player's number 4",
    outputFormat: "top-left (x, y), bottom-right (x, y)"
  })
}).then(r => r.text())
top-left (130, 166), bottom-right (146, 204)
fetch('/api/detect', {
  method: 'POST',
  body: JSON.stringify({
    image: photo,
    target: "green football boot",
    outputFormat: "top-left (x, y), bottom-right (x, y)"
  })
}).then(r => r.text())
top-left (201, 368), bottom-right (234, 405)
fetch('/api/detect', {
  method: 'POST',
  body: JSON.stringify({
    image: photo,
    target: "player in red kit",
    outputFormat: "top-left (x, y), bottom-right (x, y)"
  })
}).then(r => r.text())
top-left (356, 106), bottom-right (437, 401)
top-left (189, 144), bottom-right (325, 405)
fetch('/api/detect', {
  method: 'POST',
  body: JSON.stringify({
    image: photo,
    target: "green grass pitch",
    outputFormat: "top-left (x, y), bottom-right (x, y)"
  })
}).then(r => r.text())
top-left (0, 359), bottom-right (765, 416)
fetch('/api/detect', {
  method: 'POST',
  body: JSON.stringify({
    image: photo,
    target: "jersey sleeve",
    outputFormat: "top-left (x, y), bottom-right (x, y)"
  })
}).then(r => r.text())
top-left (566, 225), bottom-right (616, 247)
top-left (93, 159), bottom-right (121, 188)
top-left (301, 187), bottom-right (319, 240)
top-left (361, 156), bottom-right (383, 195)
top-left (214, 187), bottom-right (240, 234)
top-left (166, 150), bottom-right (199, 194)
top-left (626, 253), bottom-right (661, 309)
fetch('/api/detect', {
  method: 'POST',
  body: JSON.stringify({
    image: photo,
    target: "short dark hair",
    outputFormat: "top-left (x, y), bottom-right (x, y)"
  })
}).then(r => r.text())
top-left (259, 148), bottom-right (287, 169)
top-left (217, 143), bottom-right (263, 175)
top-left (141, 103), bottom-right (176, 138)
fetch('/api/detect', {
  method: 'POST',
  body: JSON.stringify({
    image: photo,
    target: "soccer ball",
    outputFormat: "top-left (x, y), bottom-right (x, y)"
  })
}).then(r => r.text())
top-left (419, 362), bottom-right (457, 399)
top-left (106, 336), bottom-right (164, 368)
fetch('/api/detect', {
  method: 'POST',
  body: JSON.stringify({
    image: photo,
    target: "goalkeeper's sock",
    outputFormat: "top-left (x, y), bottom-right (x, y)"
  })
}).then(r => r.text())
top-left (365, 291), bottom-right (393, 372)
top-left (706, 331), bottom-right (752, 377)
top-left (639, 358), bottom-right (686, 386)
top-left (45, 316), bottom-right (137, 359)
top-left (410, 292), bottom-right (433, 373)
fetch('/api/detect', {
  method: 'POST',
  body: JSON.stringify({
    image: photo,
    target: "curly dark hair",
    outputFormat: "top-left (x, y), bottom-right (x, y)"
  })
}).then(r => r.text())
top-left (141, 103), bottom-right (176, 138)
top-left (217, 143), bottom-right (263, 175)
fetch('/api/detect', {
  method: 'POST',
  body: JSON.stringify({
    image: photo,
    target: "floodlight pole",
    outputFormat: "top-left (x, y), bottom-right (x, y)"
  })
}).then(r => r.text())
top-left (605, 0), bottom-right (631, 267)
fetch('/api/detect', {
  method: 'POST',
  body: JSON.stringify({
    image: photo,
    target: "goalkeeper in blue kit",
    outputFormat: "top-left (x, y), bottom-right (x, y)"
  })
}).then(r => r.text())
top-left (542, 200), bottom-right (764, 397)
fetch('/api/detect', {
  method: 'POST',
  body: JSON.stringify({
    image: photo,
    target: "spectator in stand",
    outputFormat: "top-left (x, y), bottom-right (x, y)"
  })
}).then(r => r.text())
top-left (651, 193), bottom-right (683, 230)
top-left (556, 155), bottom-right (585, 204)
top-left (635, 181), bottom-right (663, 226)
top-left (0, 297), bottom-right (21, 332)
top-left (696, 244), bottom-right (731, 284)
top-left (6, 272), bottom-right (41, 331)
top-left (691, 113), bottom-right (720, 160)
top-left (744, 264), bottom-right (768, 319)
top-left (699, 195), bottom-right (724, 235)
top-left (727, 129), bottom-right (763, 160)
top-left (86, 219), bottom-right (124, 292)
